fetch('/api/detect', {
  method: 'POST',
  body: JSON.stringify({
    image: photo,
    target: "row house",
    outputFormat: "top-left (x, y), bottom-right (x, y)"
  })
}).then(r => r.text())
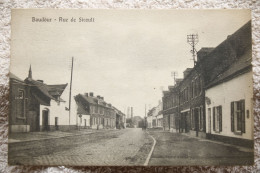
top-left (204, 21), bottom-right (253, 147)
top-left (9, 66), bottom-right (77, 133)
top-left (147, 100), bottom-right (163, 128)
top-left (147, 107), bottom-right (156, 128)
top-left (74, 92), bottom-right (125, 130)
top-left (155, 100), bottom-right (163, 128)
top-left (162, 21), bottom-right (253, 146)
top-left (113, 107), bottom-right (126, 129)
top-left (163, 81), bottom-right (180, 132)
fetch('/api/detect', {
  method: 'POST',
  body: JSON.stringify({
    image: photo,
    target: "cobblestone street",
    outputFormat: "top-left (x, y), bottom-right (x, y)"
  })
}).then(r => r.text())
top-left (9, 128), bottom-right (153, 166)
top-left (148, 129), bottom-right (254, 166)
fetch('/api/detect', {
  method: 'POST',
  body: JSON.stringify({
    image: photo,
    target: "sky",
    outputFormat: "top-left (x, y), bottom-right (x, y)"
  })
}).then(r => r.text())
top-left (10, 9), bottom-right (251, 117)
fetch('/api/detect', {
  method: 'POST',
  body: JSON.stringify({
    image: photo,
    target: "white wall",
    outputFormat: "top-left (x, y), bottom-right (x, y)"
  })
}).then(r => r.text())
top-left (147, 116), bottom-right (156, 128)
top-left (40, 85), bottom-right (78, 126)
top-left (205, 71), bottom-right (253, 140)
top-left (78, 114), bottom-right (90, 127)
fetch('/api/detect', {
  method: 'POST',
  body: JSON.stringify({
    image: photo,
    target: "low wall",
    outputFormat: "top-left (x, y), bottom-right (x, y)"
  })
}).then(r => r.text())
top-left (10, 125), bottom-right (30, 133)
top-left (40, 125), bottom-right (77, 132)
top-left (206, 133), bottom-right (254, 148)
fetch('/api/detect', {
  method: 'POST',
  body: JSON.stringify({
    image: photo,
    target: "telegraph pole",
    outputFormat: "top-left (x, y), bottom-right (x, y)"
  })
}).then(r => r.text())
top-left (145, 104), bottom-right (147, 130)
top-left (187, 34), bottom-right (199, 66)
top-left (69, 57), bottom-right (74, 130)
top-left (171, 71), bottom-right (178, 85)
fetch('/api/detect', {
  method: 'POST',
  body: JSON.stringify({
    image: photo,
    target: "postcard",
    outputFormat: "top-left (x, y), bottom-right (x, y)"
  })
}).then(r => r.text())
top-left (9, 9), bottom-right (253, 166)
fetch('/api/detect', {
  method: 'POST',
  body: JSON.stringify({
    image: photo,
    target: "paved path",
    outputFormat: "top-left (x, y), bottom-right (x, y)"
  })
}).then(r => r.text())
top-left (9, 128), bottom-right (153, 166)
top-left (148, 130), bottom-right (254, 166)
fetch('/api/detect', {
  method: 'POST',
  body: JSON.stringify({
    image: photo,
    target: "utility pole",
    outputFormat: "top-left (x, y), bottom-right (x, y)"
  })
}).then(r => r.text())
top-left (145, 104), bottom-right (147, 130)
top-left (171, 71), bottom-right (178, 85)
top-left (69, 57), bottom-right (74, 130)
top-left (187, 34), bottom-right (199, 66)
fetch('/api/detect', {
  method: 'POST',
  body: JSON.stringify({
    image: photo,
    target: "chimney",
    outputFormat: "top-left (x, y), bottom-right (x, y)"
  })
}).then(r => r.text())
top-left (28, 65), bottom-right (32, 79)
top-left (131, 107), bottom-right (133, 119)
top-left (84, 93), bottom-right (88, 97)
top-left (101, 97), bottom-right (104, 100)
top-left (89, 92), bottom-right (94, 97)
top-left (183, 68), bottom-right (193, 78)
top-left (97, 95), bottom-right (100, 99)
top-left (175, 78), bottom-right (183, 85)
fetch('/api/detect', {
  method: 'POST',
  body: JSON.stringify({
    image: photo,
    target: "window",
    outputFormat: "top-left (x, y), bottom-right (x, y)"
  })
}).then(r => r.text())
top-left (17, 89), bottom-right (25, 118)
top-left (213, 106), bottom-right (222, 132)
top-left (208, 108), bottom-right (211, 133)
top-left (231, 100), bottom-right (245, 134)
top-left (18, 89), bottom-right (24, 99)
top-left (55, 117), bottom-right (58, 126)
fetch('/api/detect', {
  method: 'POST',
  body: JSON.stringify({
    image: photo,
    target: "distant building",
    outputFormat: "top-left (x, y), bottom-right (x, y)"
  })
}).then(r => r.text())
top-left (147, 107), bottom-right (156, 128)
top-left (147, 100), bottom-right (163, 129)
top-left (127, 107), bottom-right (131, 119)
top-left (74, 93), bottom-right (126, 130)
top-left (131, 107), bottom-right (133, 119)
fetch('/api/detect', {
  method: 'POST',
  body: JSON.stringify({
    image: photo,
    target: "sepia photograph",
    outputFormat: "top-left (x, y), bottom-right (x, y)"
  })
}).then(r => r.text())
top-left (8, 9), bottom-right (253, 166)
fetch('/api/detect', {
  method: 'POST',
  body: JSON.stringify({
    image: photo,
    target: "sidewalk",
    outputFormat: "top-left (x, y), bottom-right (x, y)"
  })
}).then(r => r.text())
top-left (147, 128), bottom-right (253, 152)
top-left (8, 128), bottom-right (117, 143)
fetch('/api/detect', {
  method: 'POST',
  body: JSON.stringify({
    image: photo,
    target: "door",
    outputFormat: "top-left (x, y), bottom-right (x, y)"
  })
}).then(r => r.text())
top-left (55, 117), bottom-right (58, 130)
top-left (42, 109), bottom-right (49, 131)
top-left (28, 111), bottom-right (38, 132)
top-left (194, 108), bottom-right (199, 137)
top-left (84, 119), bottom-right (86, 127)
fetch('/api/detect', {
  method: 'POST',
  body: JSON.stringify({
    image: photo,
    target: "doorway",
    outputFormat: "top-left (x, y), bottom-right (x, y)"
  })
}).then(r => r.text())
top-left (42, 109), bottom-right (49, 131)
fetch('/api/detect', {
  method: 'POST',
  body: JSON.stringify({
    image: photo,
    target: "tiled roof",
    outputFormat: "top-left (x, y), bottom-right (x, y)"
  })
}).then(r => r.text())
top-left (47, 84), bottom-right (68, 97)
top-left (9, 73), bottom-right (23, 82)
top-left (80, 94), bottom-right (97, 104)
top-left (26, 78), bottom-right (55, 100)
top-left (77, 101), bottom-right (89, 115)
top-left (206, 48), bottom-right (251, 88)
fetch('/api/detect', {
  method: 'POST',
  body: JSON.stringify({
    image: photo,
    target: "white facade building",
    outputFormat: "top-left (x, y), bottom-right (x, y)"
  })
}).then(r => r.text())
top-left (205, 49), bottom-right (253, 147)
top-left (39, 83), bottom-right (78, 131)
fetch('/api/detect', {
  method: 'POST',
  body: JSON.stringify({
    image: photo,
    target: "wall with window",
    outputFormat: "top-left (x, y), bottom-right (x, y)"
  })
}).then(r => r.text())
top-left (9, 79), bottom-right (30, 132)
top-left (205, 71), bottom-right (253, 140)
top-left (39, 85), bottom-right (78, 130)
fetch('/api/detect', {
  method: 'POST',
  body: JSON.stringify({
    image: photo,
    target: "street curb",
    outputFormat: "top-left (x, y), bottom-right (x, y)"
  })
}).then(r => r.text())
top-left (144, 132), bottom-right (156, 166)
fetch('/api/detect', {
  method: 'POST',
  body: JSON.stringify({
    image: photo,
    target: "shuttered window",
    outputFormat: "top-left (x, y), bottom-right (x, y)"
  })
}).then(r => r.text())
top-left (231, 100), bottom-right (245, 134)
top-left (213, 106), bottom-right (222, 132)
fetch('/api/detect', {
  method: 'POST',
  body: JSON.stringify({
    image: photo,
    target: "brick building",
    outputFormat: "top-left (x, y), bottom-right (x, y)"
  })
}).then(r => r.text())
top-left (162, 20), bottom-right (252, 142)
top-left (9, 66), bottom-right (75, 133)
top-left (74, 92), bottom-right (125, 130)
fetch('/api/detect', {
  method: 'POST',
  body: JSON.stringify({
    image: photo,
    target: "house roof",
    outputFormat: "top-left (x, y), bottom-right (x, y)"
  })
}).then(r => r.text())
top-left (25, 78), bottom-right (55, 99)
top-left (77, 101), bottom-right (88, 115)
top-left (206, 48), bottom-right (252, 89)
top-left (83, 94), bottom-right (97, 104)
top-left (9, 73), bottom-right (24, 82)
top-left (47, 84), bottom-right (68, 97)
top-left (25, 78), bottom-right (67, 101)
